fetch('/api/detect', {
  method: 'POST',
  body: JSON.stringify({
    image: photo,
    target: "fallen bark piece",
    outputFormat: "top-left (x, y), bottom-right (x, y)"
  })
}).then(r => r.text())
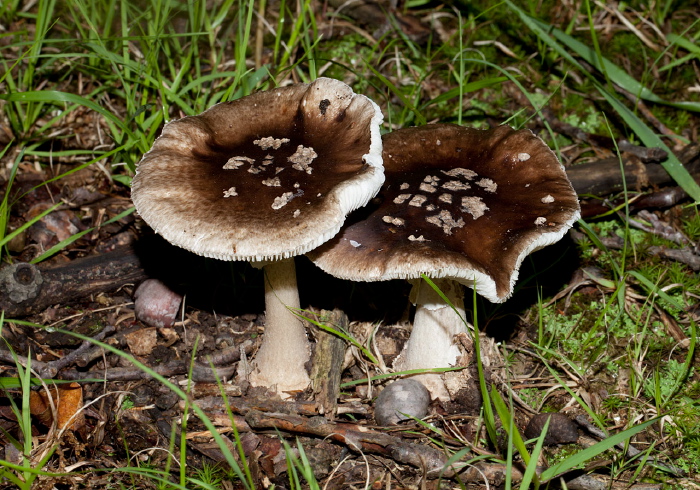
top-left (309, 309), bottom-right (348, 417)
top-left (0, 246), bottom-right (147, 317)
top-left (0, 325), bottom-right (116, 379)
top-left (571, 227), bottom-right (700, 272)
top-left (62, 360), bottom-right (189, 381)
top-left (246, 410), bottom-right (446, 476)
top-left (618, 140), bottom-right (668, 163)
top-left (537, 105), bottom-right (660, 160)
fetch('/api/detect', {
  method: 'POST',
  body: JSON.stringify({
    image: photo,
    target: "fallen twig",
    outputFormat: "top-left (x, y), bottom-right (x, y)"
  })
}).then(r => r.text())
top-left (628, 210), bottom-right (693, 246)
top-left (184, 395), bottom-right (319, 418)
top-left (59, 338), bottom-right (256, 381)
top-left (244, 409), bottom-right (527, 482)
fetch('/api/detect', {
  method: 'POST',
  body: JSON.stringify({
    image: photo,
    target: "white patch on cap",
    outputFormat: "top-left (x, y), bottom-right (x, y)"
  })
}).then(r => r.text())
top-left (262, 155), bottom-right (274, 165)
top-left (223, 187), bottom-right (238, 198)
top-left (438, 193), bottom-right (453, 204)
top-left (461, 196), bottom-right (489, 219)
top-left (293, 209), bottom-right (301, 218)
top-left (409, 194), bottom-right (427, 207)
top-left (349, 240), bottom-right (361, 248)
top-left (394, 193), bottom-right (412, 204)
top-left (426, 210), bottom-right (465, 235)
top-left (254, 136), bottom-right (290, 150)
top-left (476, 178), bottom-right (497, 193)
top-left (223, 156), bottom-right (254, 169)
top-left (534, 216), bottom-right (547, 225)
top-left (419, 182), bottom-right (437, 193)
top-left (426, 204), bottom-right (437, 211)
top-left (442, 180), bottom-right (470, 191)
top-left (408, 235), bottom-right (428, 241)
top-left (517, 152), bottom-right (531, 161)
top-left (382, 216), bottom-right (405, 226)
top-left (247, 166), bottom-right (262, 174)
top-left (541, 195), bottom-right (555, 203)
top-left (442, 168), bottom-right (477, 179)
top-left (400, 183), bottom-right (410, 190)
top-left (423, 175), bottom-right (440, 184)
top-left (272, 192), bottom-right (295, 210)
top-left (289, 145), bottom-right (318, 173)
top-left (262, 177), bottom-right (281, 187)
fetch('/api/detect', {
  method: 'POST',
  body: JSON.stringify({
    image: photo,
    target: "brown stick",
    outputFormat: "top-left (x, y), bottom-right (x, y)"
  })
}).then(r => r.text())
top-left (245, 410), bottom-right (528, 482)
top-left (579, 187), bottom-right (688, 219)
top-left (183, 395), bottom-right (319, 418)
top-left (60, 340), bottom-right (258, 382)
top-left (566, 142), bottom-right (700, 197)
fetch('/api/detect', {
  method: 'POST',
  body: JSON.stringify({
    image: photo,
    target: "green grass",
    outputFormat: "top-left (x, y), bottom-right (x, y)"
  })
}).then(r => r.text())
top-left (1, 0), bottom-right (700, 487)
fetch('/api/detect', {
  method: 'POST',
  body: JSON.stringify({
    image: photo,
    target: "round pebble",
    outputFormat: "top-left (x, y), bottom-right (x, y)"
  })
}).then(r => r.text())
top-left (374, 378), bottom-right (430, 426)
top-left (134, 278), bottom-right (183, 328)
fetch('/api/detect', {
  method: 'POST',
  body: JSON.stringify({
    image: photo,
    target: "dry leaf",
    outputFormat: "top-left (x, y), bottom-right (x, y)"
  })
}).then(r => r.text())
top-left (125, 327), bottom-right (158, 356)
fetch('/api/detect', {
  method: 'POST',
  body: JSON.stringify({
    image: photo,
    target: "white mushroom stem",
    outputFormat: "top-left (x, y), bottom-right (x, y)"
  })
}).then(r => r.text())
top-left (249, 258), bottom-right (311, 397)
top-left (393, 278), bottom-right (470, 401)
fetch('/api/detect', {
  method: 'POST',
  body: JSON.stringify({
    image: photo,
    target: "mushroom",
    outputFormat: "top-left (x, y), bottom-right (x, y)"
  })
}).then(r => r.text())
top-left (308, 123), bottom-right (580, 399)
top-left (131, 78), bottom-right (384, 397)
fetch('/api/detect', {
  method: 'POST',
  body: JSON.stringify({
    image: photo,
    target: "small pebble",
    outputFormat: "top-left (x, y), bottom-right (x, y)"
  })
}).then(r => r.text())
top-left (374, 378), bottom-right (430, 426)
top-left (134, 278), bottom-right (183, 328)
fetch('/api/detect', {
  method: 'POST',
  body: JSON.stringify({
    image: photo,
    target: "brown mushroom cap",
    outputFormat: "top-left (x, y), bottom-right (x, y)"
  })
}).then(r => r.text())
top-left (308, 123), bottom-right (581, 303)
top-left (131, 78), bottom-right (384, 261)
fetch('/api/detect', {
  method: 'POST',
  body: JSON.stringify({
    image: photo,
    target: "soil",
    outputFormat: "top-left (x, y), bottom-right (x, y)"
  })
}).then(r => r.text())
top-left (0, 160), bottom-right (553, 487)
